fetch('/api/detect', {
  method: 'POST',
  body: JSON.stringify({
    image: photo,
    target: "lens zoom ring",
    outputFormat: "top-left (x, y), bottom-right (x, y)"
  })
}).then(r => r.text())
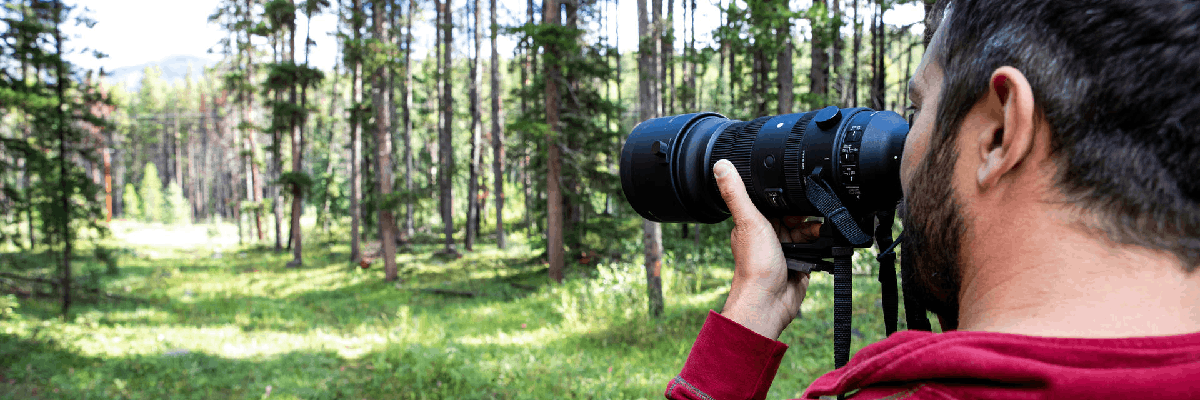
top-left (733, 116), bottom-right (775, 191)
top-left (711, 121), bottom-right (749, 198)
top-left (784, 112), bottom-right (818, 206)
top-left (711, 121), bottom-right (748, 168)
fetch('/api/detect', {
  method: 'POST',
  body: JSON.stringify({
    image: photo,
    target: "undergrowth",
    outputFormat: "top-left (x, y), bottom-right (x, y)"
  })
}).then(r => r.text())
top-left (0, 220), bottom-right (915, 399)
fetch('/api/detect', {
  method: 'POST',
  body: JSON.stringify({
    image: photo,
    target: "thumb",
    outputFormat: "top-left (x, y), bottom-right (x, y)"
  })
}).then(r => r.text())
top-left (714, 159), bottom-right (763, 227)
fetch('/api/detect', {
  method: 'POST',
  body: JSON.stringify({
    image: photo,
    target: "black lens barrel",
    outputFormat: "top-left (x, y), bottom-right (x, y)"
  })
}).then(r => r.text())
top-left (620, 107), bottom-right (907, 224)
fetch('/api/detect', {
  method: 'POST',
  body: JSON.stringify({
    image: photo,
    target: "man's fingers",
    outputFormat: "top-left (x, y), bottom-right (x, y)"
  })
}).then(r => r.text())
top-left (773, 220), bottom-right (789, 243)
top-left (714, 159), bottom-right (762, 227)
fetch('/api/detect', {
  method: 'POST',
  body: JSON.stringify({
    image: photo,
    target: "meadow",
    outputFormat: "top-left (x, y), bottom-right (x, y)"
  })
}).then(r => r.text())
top-left (0, 220), bottom-right (913, 399)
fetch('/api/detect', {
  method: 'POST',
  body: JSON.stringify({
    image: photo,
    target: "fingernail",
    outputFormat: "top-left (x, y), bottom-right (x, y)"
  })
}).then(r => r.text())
top-left (714, 159), bottom-right (732, 179)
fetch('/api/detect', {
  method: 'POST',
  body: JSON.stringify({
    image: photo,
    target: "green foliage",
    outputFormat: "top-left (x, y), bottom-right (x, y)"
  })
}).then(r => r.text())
top-left (0, 221), bottom-right (917, 398)
top-left (0, 1), bottom-right (111, 289)
top-left (92, 246), bottom-right (119, 275)
top-left (0, 294), bottom-right (18, 320)
top-left (139, 163), bottom-right (164, 223)
top-left (163, 182), bottom-right (191, 225)
top-left (506, 7), bottom-right (627, 259)
top-left (122, 183), bottom-right (140, 220)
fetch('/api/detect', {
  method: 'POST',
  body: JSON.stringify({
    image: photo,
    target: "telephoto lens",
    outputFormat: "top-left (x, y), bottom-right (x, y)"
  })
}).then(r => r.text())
top-left (620, 106), bottom-right (908, 224)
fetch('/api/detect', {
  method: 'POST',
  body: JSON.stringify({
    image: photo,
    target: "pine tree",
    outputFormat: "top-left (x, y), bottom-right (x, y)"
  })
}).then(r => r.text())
top-left (0, 0), bottom-right (112, 315)
top-left (489, 0), bottom-right (505, 249)
top-left (371, 0), bottom-right (398, 280)
top-left (438, 0), bottom-right (457, 255)
top-left (164, 182), bottom-right (191, 225)
top-left (122, 183), bottom-right (140, 220)
top-left (639, 0), bottom-right (664, 317)
top-left (140, 163), bottom-right (164, 222)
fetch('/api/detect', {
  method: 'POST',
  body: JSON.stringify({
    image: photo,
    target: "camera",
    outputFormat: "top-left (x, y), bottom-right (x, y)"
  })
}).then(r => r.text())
top-left (620, 106), bottom-right (908, 250)
top-left (620, 107), bottom-right (914, 367)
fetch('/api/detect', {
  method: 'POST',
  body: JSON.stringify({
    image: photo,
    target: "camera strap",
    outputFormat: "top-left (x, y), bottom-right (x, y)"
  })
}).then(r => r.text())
top-left (874, 210), bottom-right (899, 337)
top-left (804, 172), bottom-right (871, 246)
top-left (801, 170), bottom-right (867, 373)
top-left (832, 246), bottom-right (854, 371)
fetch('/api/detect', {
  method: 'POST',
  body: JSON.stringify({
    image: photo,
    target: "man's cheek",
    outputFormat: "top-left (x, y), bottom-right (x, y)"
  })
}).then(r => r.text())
top-left (900, 137), bottom-right (924, 196)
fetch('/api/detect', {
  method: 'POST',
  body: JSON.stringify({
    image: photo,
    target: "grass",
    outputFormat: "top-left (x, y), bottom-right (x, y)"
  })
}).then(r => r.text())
top-left (0, 220), bottom-right (923, 399)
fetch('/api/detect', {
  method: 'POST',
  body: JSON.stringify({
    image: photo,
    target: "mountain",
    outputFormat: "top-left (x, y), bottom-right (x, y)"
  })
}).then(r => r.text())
top-left (102, 55), bottom-right (218, 89)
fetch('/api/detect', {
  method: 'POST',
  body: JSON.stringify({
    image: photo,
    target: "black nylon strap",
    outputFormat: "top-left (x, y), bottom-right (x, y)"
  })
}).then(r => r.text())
top-left (832, 247), bottom-right (853, 370)
top-left (804, 174), bottom-right (871, 246)
top-left (874, 210), bottom-right (898, 336)
top-left (900, 240), bottom-right (933, 331)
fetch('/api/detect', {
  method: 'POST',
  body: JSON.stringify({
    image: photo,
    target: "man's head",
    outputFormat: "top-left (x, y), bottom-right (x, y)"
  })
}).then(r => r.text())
top-left (899, 0), bottom-right (1200, 328)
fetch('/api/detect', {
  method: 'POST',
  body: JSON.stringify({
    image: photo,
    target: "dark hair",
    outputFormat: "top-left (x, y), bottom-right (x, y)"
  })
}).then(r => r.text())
top-left (929, 0), bottom-right (1200, 272)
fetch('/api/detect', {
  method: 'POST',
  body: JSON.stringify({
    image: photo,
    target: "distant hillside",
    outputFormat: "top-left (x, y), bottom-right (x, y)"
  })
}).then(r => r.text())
top-left (102, 55), bottom-right (217, 89)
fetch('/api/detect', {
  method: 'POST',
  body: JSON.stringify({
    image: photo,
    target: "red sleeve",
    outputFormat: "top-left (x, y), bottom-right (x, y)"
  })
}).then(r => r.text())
top-left (665, 310), bottom-right (790, 400)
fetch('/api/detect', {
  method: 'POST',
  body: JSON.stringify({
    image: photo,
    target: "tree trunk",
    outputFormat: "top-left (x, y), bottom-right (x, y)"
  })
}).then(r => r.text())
top-left (833, 0), bottom-right (846, 106)
top-left (349, 0), bottom-right (365, 263)
top-left (490, 0), bottom-right (506, 249)
top-left (272, 30), bottom-right (285, 252)
top-left (777, 23), bottom-right (793, 114)
top-left (639, 0), bottom-right (664, 318)
top-left (523, 0), bottom-right (534, 236)
top-left (402, 0), bottom-right (416, 239)
top-left (870, 1), bottom-right (886, 110)
top-left (810, 0), bottom-right (829, 101)
top-left (439, 0), bottom-right (458, 254)
top-left (466, 0), bottom-right (482, 251)
top-left (545, 0), bottom-right (565, 283)
top-left (374, 0), bottom-right (398, 281)
top-left (851, 0), bottom-right (860, 107)
top-left (664, 0), bottom-right (674, 114)
top-left (244, 0), bottom-right (265, 241)
top-left (289, 8), bottom-right (306, 267)
top-left (53, 1), bottom-right (72, 316)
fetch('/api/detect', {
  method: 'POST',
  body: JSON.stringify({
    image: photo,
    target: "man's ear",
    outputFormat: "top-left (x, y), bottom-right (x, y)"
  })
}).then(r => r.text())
top-left (976, 66), bottom-right (1037, 190)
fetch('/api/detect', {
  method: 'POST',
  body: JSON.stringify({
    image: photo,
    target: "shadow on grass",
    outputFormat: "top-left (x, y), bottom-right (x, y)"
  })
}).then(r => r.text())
top-left (0, 332), bottom-right (508, 400)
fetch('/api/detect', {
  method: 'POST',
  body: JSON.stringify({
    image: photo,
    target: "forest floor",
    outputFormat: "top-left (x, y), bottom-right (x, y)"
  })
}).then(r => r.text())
top-left (0, 220), bottom-right (910, 399)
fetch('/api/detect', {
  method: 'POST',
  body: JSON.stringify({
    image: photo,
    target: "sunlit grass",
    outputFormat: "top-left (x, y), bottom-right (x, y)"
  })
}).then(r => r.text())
top-left (1, 220), bottom-right (912, 399)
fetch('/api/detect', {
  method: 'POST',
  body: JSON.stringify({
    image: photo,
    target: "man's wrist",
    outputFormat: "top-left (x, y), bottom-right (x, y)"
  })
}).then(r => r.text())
top-left (721, 303), bottom-right (789, 340)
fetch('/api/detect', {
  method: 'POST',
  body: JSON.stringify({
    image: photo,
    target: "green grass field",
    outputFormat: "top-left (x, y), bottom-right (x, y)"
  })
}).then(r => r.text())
top-left (0, 221), bottom-right (917, 399)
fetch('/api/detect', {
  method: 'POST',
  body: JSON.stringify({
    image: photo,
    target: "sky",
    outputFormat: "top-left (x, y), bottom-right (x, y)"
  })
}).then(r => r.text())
top-left (64, 0), bottom-right (924, 83)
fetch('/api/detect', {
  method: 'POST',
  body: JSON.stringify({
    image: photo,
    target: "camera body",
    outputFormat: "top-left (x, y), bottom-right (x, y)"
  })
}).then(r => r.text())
top-left (620, 106), bottom-right (908, 232)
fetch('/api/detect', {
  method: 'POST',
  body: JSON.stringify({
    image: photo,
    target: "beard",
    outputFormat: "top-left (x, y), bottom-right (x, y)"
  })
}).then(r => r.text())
top-left (898, 142), bottom-right (967, 331)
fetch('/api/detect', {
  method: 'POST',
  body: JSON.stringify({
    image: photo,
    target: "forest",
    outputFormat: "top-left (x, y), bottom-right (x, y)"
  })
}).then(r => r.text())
top-left (1, 0), bottom-right (932, 398)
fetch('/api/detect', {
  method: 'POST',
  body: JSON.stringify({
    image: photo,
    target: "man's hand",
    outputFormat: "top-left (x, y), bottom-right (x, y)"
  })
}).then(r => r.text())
top-left (713, 159), bottom-right (821, 340)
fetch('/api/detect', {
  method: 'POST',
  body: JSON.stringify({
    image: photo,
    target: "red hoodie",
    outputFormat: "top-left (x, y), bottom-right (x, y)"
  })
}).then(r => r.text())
top-left (665, 310), bottom-right (1200, 400)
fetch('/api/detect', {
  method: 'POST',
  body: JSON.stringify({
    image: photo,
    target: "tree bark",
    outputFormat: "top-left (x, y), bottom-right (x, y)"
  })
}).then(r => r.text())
top-left (639, 0), bottom-right (664, 317)
top-left (810, 0), bottom-right (829, 100)
top-left (349, 0), bottom-right (365, 263)
top-left (545, 0), bottom-right (565, 283)
top-left (870, 0), bottom-right (886, 110)
top-left (272, 28), bottom-right (285, 252)
top-left (439, 0), bottom-right (458, 254)
top-left (243, 0), bottom-right (266, 241)
top-left (289, 3), bottom-right (305, 267)
top-left (402, 0), bottom-right (416, 239)
top-left (664, 0), bottom-right (674, 114)
top-left (777, 23), bottom-right (793, 114)
top-left (833, 0), bottom-right (846, 107)
top-left (490, 0), bottom-right (506, 249)
top-left (53, 0), bottom-right (72, 317)
top-left (466, 0), bottom-right (483, 251)
top-left (851, 0), bottom-right (861, 107)
top-left (373, 0), bottom-right (398, 281)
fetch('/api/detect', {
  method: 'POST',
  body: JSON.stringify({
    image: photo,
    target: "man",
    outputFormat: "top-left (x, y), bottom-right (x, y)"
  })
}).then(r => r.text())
top-left (665, 1), bottom-right (1200, 399)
